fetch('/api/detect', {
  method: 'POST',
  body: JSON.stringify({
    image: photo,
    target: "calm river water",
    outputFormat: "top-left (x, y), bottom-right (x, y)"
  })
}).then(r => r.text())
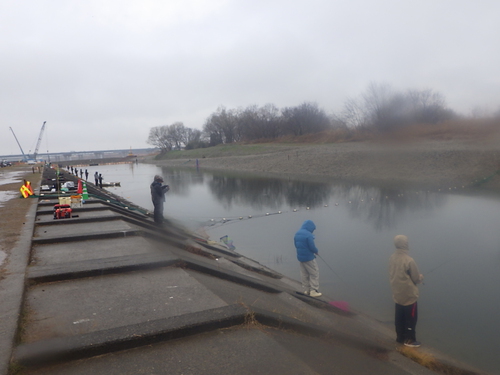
top-left (82, 162), bottom-right (500, 374)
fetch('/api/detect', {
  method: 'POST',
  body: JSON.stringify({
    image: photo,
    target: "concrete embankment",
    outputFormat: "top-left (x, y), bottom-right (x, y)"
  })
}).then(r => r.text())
top-left (0, 166), bottom-right (490, 374)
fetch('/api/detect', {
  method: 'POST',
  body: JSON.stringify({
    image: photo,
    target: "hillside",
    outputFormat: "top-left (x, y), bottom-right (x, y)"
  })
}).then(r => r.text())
top-left (147, 133), bottom-right (500, 191)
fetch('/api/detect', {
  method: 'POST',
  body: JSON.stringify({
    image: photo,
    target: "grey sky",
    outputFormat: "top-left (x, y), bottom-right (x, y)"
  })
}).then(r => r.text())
top-left (1, 0), bottom-right (499, 154)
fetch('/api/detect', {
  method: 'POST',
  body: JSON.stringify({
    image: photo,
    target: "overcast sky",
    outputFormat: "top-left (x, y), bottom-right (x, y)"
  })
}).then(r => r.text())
top-left (1, 0), bottom-right (499, 155)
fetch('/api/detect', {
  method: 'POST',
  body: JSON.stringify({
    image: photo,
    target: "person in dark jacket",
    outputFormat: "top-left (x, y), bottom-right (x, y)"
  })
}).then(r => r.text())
top-left (150, 175), bottom-right (169, 224)
top-left (98, 174), bottom-right (103, 189)
top-left (294, 220), bottom-right (322, 297)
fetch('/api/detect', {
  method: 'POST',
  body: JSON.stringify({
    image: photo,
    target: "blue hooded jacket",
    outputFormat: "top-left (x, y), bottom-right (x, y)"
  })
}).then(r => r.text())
top-left (294, 220), bottom-right (319, 262)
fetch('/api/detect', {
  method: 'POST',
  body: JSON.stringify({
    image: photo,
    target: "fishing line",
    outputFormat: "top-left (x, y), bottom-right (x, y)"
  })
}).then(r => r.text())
top-left (424, 257), bottom-right (456, 276)
top-left (317, 253), bottom-right (344, 283)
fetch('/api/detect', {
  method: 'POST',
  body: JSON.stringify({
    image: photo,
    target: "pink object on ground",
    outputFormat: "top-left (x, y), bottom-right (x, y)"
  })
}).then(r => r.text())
top-left (329, 301), bottom-right (350, 312)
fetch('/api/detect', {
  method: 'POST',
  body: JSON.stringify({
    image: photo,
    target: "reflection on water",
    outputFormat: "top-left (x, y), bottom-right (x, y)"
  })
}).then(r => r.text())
top-left (85, 163), bottom-right (499, 374)
top-left (0, 191), bottom-right (18, 207)
top-left (339, 186), bottom-right (446, 230)
top-left (0, 170), bottom-right (26, 186)
top-left (208, 175), bottom-right (333, 211)
top-left (199, 169), bottom-right (446, 231)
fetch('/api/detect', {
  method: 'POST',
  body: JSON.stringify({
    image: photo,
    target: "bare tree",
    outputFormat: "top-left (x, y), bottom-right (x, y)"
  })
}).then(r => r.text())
top-left (186, 128), bottom-right (202, 144)
top-left (203, 106), bottom-right (241, 145)
top-left (362, 83), bottom-right (396, 131)
top-left (166, 122), bottom-right (187, 150)
top-left (239, 104), bottom-right (282, 141)
top-left (282, 102), bottom-right (331, 136)
top-left (337, 83), bottom-right (455, 131)
top-left (147, 125), bottom-right (172, 152)
top-left (406, 89), bottom-right (451, 123)
top-left (148, 122), bottom-right (203, 152)
top-left (338, 97), bottom-right (367, 128)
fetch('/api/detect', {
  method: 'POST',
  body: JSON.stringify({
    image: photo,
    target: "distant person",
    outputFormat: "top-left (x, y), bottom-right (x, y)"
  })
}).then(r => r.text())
top-left (98, 174), bottom-right (103, 189)
top-left (94, 171), bottom-right (99, 186)
top-left (85, 169), bottom-right (89, 181)
top-left (389, 235), bottom-right (424, 347)
top-left (150, 175), bottom-right (169, 224)
top-left (294, 220), bottom-right (322, 297)
top-left (80, 169), bottom-right (83, 178)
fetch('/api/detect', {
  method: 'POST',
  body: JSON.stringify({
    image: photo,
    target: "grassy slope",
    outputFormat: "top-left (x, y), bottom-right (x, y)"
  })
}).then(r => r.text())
top-left (154, 118), bottom-right (500, 161)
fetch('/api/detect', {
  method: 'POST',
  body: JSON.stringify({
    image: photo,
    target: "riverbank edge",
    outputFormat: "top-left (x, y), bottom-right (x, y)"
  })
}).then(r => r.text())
top-left (144, 140), bottom-right (500, 192)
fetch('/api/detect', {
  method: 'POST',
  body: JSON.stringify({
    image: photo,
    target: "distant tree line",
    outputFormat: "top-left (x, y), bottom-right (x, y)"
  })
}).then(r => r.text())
top-left (334, 83), bottom-right (455, 130)
top-left (147, 122), bottom-right (203, 152)
top-left (147, 83), bottom-right (458, 151)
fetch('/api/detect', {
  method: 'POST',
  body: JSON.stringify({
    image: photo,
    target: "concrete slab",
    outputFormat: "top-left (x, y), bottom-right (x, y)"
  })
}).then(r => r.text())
top-left (15, 305), bottom-right (247, 368)
top-left (36, 201), bottom-right (108, 213)
top-left (31, 237), bottom-right (156, 266)
top-left (33, 220), bottom-right (135, 238)
top-left (35, 210), bottom-right (121, 224)
top-left (23, 267), bottom-right (228, 343)
top-left (19, 326), bottom-right (431, 375)
top-left (174, 251), bottom-right (283, 294)
top-left (214, 257), bottom-right (275, 282)
top-left (185, 268), bottom-right (327, 324)
top-left (27, 252), bottom-right (181, 283)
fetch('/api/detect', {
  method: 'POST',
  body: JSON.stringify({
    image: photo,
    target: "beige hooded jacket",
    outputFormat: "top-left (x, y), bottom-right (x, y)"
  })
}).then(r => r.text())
top-left (389, 235), bottom-right (424, 306)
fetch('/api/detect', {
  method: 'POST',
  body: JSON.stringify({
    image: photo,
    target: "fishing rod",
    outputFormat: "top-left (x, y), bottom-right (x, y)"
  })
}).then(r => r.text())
top-left (317, 254), bottom-right (344, 282)
top-left (419, 257), bottom-right (456, 286)
top-left (425, 257), bottom-right (455, 276)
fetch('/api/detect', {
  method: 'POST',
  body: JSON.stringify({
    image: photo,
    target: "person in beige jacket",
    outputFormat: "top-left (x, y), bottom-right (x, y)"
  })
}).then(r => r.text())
top-left (389, 235), bottom-right (424, 347)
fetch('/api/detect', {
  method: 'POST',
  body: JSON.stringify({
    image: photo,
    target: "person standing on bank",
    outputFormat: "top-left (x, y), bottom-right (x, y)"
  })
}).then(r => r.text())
top-left (94, 171), bottom-right (99, 186)
top-left (389, 235), bottom-right (424, 347)
top-left (294, 220), bottom-right (322, 297)
top-left (98, 174), bottom-right (103, 189)
top-left (150, 175), bottom-right (169, 224)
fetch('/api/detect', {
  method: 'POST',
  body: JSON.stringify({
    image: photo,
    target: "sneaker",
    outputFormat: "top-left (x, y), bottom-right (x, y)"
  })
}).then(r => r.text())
top-left (404, 340), bottom-right (421, 348)
top-left (309, 290), bottom-right (322, 297)
top-left (303, 290), bottom-right (310, 296)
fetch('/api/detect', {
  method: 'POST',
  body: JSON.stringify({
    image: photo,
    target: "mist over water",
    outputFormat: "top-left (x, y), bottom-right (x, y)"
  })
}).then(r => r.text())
top-left (84, 162), bottom-right (500, 374)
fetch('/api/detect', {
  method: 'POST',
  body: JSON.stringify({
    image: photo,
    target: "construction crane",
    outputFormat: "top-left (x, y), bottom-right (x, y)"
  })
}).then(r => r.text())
top-left (9, 127), bottom-right (28, 161)
top-left (32, 121), bottom-right (46, 161)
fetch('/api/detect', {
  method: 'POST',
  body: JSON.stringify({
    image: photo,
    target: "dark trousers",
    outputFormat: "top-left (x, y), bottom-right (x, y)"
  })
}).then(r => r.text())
top-left (395, 302), bottom-right (418, 343)
top-left (153, 201), bottom-right (164, 224)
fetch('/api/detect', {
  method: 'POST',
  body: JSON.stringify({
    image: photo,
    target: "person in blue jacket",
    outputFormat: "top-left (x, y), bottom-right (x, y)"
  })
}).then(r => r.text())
top-left (294, 220), bottom-right (322, 297)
